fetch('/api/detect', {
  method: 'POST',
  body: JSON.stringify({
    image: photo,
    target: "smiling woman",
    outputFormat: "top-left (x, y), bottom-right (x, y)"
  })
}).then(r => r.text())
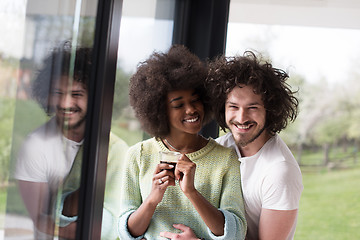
top-left (118, 45), bottom-right (247, 240)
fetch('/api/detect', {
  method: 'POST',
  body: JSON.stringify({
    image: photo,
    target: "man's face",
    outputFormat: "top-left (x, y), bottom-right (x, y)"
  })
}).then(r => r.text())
top-left (50, 76), bottom-right (88, 131)
top-left (225, 85), bottom-right (267, 148)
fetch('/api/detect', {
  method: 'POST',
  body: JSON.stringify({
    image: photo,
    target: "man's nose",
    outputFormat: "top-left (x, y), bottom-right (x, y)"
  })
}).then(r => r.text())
top-left (59, 93), bottom-right (73, 109)
top-left (235, 108), bottom-right (248, 123)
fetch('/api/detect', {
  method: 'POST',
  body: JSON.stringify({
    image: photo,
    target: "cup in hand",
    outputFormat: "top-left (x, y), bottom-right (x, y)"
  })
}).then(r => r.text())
top-left (159, 151), bottom-right (181, 172)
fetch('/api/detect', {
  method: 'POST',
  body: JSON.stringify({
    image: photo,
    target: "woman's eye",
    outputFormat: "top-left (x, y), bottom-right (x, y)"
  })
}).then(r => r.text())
top-left (173, 104), bottom-right (183, 108)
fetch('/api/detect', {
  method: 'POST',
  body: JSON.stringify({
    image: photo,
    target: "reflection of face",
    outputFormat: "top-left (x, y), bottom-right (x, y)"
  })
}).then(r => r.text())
top-left (166, 89), bottom-right (204, 136)
top-left (225, 85), bottom-right (267, 148)
top-left (50, 76), bottom-right (88, 131)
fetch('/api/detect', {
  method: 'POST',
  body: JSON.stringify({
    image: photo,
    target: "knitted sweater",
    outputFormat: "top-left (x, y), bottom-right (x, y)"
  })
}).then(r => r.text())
top-left (118, 137), bottom-right (246, 240)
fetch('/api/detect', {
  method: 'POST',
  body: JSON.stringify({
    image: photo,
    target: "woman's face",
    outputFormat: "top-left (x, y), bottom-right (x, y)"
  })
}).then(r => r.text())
top-left (166, 89), bottom-right (204, 136)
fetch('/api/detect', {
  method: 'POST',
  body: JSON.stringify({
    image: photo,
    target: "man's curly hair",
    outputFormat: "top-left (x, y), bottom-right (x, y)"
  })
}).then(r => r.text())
top-left (32, 43), bottom-right (92, 115)
top-left (206, 51), bottom-right (298, 135)
top-left (129, 45), bottom-right (210, 138)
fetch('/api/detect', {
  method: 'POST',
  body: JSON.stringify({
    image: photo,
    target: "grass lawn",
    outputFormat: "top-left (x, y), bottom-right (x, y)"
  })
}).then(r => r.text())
top-left (295, 166), bottom-right (360, 239)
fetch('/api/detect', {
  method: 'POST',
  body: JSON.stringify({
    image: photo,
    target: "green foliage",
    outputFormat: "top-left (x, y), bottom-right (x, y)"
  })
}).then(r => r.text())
top-left (313, 117), bottom-right (347, 145)
top-left (1, 183), bottom-right (28, 216)
top-left (0, 186), bottom-right (7, 216)
top-left (9, 99), bottom-right (48, 174)
top-left (111, 67), bottom-right (131, 119)
top-left (0, 98), bottom-right (15, 182)
top-left (110, 118), bottom-right (143, 147)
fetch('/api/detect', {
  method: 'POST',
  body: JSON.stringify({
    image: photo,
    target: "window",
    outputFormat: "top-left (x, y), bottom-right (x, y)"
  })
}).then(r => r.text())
top-left (110, 0), bottom-right (175, 146)
top-left (227, 0), bottom-right (360, 239)
top-left (1, 0), bottom-right (98, 238)
top-left (102, 0), bottom-right (176, 236)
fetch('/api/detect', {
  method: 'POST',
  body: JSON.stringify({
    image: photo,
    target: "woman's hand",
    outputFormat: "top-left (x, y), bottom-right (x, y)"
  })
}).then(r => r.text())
top-left (160, 224), bottom-right (200, 240)
top-left (127, 163), bottom-right (177, 237)
top-left (174, 154), bottom-right (197, 195)
top-left (148, 163), bottom-right (176, 205)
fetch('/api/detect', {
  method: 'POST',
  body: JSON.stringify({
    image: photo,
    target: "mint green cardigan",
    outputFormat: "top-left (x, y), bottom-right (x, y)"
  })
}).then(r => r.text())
top-left (118, 137), bottom-right (247, 240)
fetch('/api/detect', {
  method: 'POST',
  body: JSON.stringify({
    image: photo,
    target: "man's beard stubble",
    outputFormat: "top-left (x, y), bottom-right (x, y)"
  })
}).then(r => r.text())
top-left (234, 125), bottom-right (266, 148)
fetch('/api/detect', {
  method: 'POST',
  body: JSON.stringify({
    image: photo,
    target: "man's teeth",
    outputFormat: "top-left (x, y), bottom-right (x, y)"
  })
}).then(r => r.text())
top-left (235, 124), bottom-right (250, 129)
top-left (63, 110), bottom-right (75, 114)
top-left (185, 117), bottom-right (199, 123)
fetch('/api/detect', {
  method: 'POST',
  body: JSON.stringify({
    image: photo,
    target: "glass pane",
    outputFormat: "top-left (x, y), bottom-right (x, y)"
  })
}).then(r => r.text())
top-left (227, 1), bottom-right (360, 239)
top-left (111, 0), bottom-right (175, 145)
top-left (1, 0), bottom-right (98, 239)
top-left (102, 0), bottom-right (175, 237)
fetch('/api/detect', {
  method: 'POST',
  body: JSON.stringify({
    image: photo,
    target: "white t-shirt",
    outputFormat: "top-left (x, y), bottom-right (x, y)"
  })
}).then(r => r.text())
top-left (15, 117), bottom-right (82, 194)
top-left (216, 132), bottom-right (303, 240)
top-left (14, 117), bottom-right (128, 240)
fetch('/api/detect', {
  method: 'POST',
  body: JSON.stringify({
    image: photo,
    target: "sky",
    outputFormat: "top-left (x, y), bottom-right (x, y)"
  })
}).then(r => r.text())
top-left (116, 17), bottom-right (360, 87)
top-left (226, 23), bottom-right (360, 85)
top-left (2, 0), bottom-right (360, 88)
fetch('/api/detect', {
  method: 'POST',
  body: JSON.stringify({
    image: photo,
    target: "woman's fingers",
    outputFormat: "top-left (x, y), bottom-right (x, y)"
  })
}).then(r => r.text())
top-left (174, 155), bottom-right (196, 180)
top-left (153, 163), bottom-right (176, 188)
top-left (156, 175), bottom-right (175, 186)
top-left (154, 163), bottom-right (176, 174)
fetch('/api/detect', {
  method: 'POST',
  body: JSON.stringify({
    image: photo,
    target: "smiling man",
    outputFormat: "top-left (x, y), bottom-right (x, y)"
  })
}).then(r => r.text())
top-left (207, 51), bottom-right (304, 240)
top-left (14, 46), bottom-right (90, 239)
top-left (14, 45), bottom-right (127, 239)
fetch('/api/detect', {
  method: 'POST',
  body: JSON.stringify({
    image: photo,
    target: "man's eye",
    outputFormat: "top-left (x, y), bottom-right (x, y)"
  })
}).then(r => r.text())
top-left (52, 91), bottom-right (63, 96)
top-left (226, 105), bottom-right (238, 110)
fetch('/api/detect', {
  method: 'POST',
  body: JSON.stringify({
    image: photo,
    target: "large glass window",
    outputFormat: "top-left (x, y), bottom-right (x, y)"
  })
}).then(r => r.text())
top-left (1, 0), bottom-right (98, 239)
top-left (110, 0), bottom-right (175, 146)
top-left (102, 0), bottom-right (175, 236)
top-left (227, 1), bottom-right (360, 239)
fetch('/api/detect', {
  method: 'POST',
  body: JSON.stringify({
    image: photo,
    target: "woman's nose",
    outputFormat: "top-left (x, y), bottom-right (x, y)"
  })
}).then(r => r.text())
top-left (185, 104), bottom-right (196, 115)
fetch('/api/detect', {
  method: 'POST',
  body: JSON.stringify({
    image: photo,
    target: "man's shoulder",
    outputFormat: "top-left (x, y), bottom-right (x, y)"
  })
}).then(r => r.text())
top-left (268, 135), bottom-right (298, 163)
top-left (208, 138), bottom-right (237, 157)
top-left (215, 132), bottom-right (235, 147)
top-left (260, 135), bottom-right (302, 176)
top-left (22, 118), bottom-right (61, 147)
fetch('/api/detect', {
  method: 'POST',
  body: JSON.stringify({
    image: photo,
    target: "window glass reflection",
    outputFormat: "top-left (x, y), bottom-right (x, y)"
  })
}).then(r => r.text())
top-left (111, 0), bottom-right (174, 147)
top-left (3, 0), bottom-right (97, 239)
top-left (0, 1), bottom-right (25, 239)
top-left (105, 0), bottom-right (174, 236)
top-left (227, 2), bottom-right (360, 239)
top-left (15, 45), bottom-right (91, 239)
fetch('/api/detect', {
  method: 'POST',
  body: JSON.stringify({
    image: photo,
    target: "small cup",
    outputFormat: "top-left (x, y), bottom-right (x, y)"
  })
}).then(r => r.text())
top-left (159, 151), bottom-right (181, 172)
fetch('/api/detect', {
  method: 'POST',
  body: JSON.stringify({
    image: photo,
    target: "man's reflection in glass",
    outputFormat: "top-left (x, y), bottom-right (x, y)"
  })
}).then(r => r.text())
top-left (14, 44), bottom-right (127, 239)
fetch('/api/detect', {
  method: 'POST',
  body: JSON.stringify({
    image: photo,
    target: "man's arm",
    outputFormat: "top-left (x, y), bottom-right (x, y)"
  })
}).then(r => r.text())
top-left (18, 180), bottom-right (54, 233)
top-left (18, 180), bottom-right (77, 239)
top-left (258, 209), bottom-right (298, 240)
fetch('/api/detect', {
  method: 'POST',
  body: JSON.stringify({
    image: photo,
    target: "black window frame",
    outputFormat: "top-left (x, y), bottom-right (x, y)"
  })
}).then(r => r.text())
top-left (77, 0), bottom-right (123, 238)
top-left (77, 0), bottom-right (231, 238)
